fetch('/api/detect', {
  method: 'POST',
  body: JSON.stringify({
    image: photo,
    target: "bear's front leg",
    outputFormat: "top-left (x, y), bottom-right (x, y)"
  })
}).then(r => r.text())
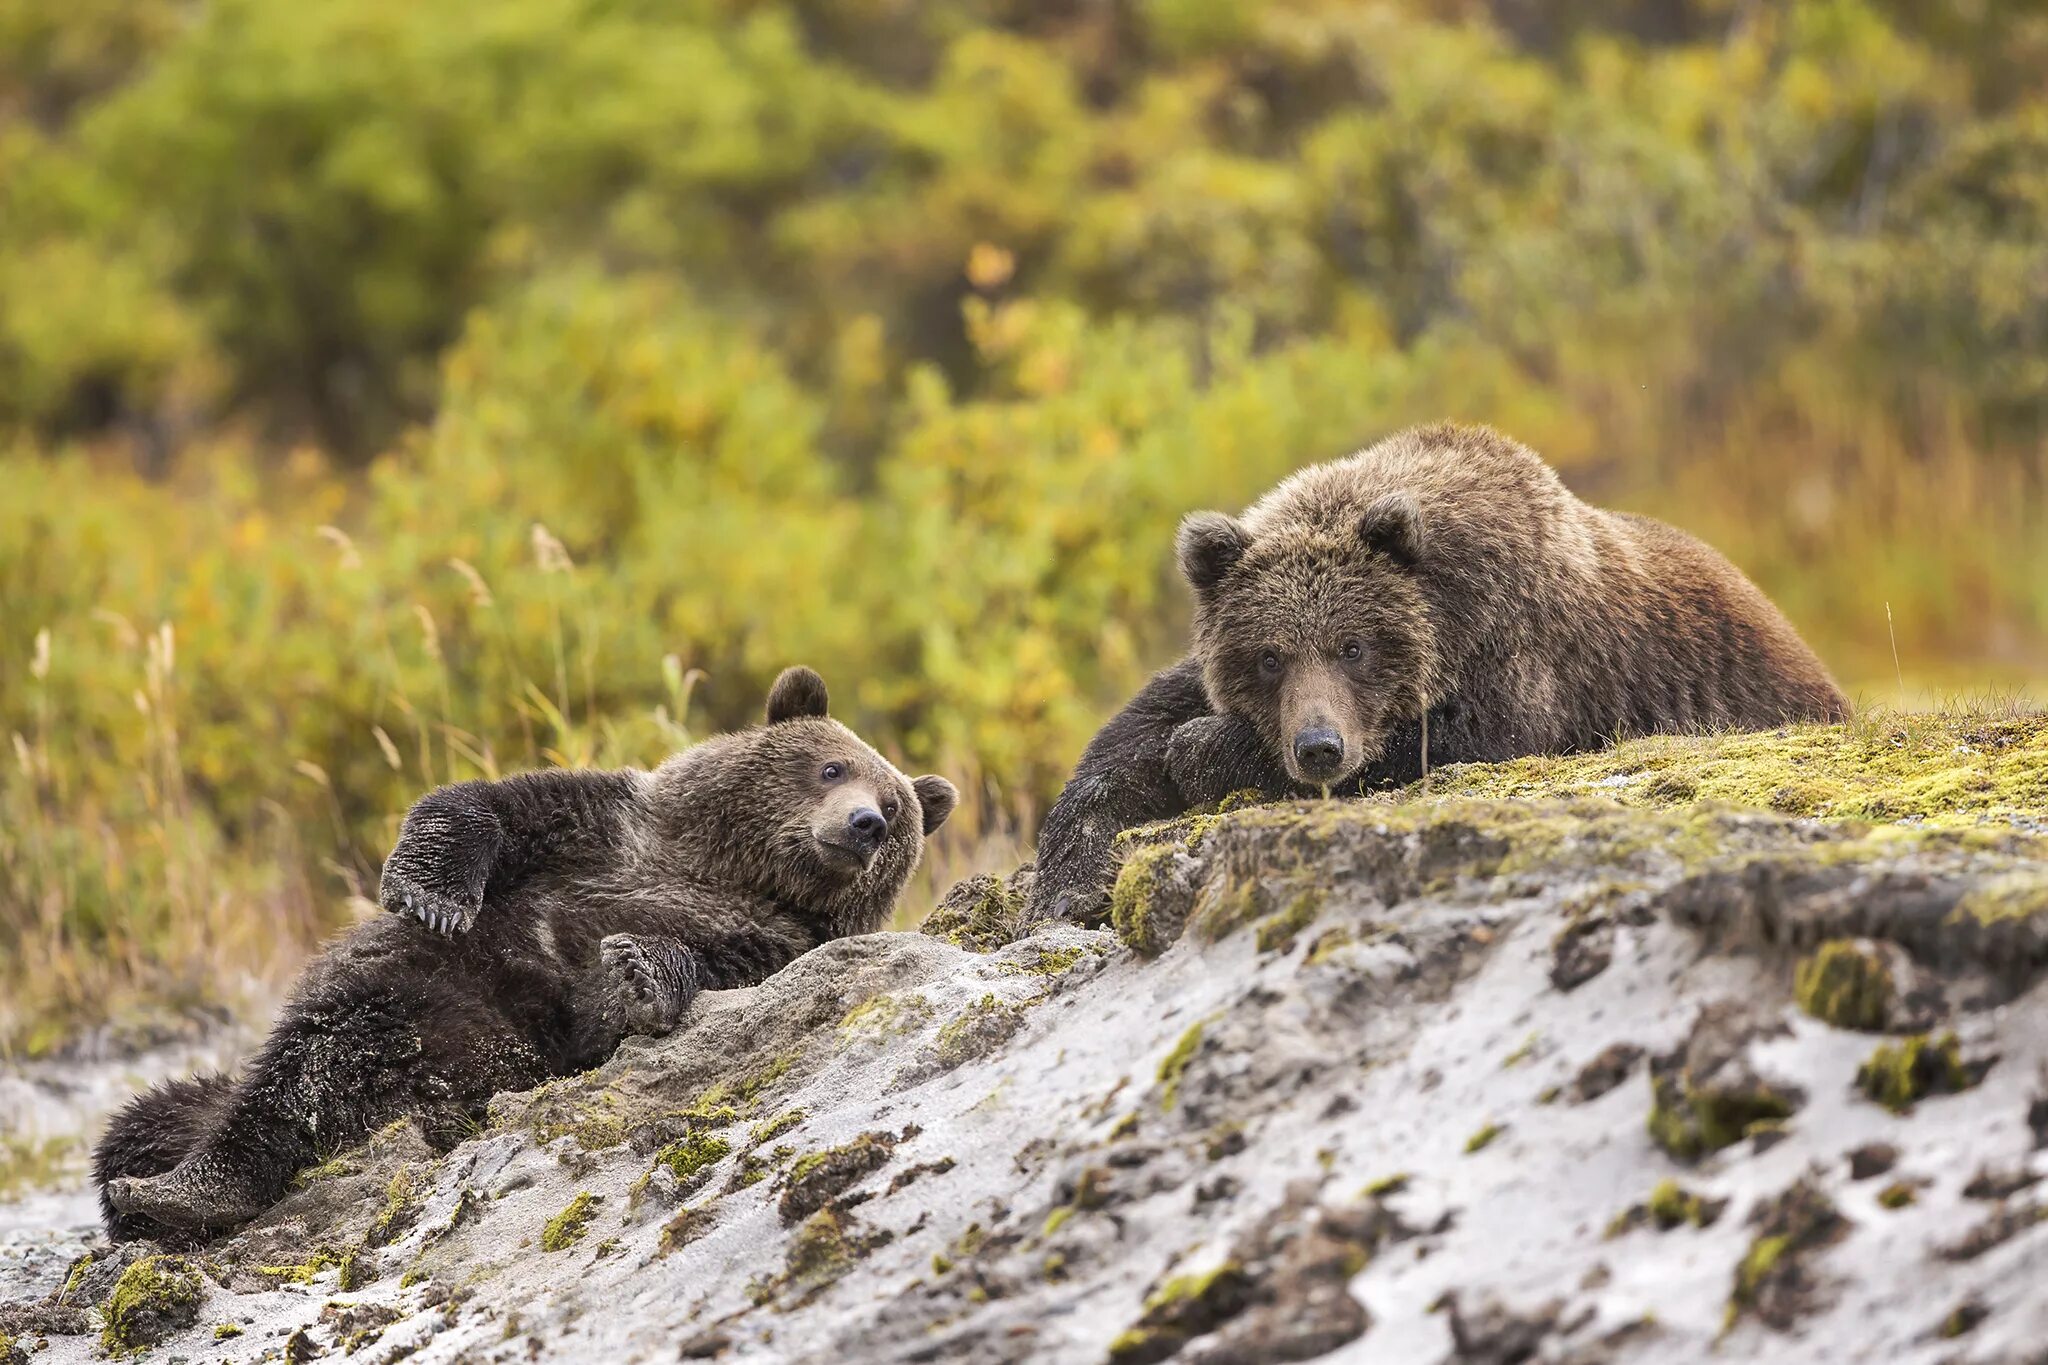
top-left (379, 784), bottom-right (502, 936)
top-left (1029, 658), bottom-right (1215, 924)
top-left (600, 934), bottom-right (702, 1039)
top-left (1164, 713), bottom-right (1298, 807)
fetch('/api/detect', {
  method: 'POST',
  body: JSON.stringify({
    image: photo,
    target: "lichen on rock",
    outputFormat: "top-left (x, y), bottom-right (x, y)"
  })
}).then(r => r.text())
top-left (99, 1255), bottom-right (204, 1356)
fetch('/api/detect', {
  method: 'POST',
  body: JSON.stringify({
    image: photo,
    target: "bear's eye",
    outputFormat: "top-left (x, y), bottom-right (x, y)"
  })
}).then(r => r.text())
top-left (881, 799), bottom-right (899, 821)
top-left (821, 762), bottom-right (845, 783)
top-left (1259, 650), bottom-right (1282, 675)
top-left (1341, 638), bottom-right (1363, 662)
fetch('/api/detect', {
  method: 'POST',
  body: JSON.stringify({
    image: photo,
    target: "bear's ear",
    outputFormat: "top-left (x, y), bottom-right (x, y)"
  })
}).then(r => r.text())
top-left (1358, 492), bottom-right (1424, 566)
top-left (913, 775), bottom-right (958, 836)
top-left (765, 666), bottom-right (830, 724)
top-left (1177, 512), bottom-right (1251, 598)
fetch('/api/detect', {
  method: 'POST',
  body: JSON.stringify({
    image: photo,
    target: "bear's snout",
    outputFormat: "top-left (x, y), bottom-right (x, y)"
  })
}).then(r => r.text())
top-left (1292, 727), bottom-right (1346, 781)
top-left (845, 806), bottom-right (888, 854)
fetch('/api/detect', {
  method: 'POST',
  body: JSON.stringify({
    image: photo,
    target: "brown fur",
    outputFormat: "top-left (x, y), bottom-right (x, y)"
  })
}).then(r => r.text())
top-left (1030, 424), bottom-right (1846, 919)
top-left (96, 667), bottom-right (958, 1237)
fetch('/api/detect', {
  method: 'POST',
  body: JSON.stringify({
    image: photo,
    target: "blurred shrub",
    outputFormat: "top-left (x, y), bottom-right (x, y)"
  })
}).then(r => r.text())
top-left (2, 0), bottom-right (2046, 1042)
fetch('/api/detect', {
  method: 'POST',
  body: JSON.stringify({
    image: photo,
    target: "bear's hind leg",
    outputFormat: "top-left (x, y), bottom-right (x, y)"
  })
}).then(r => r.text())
top-left (600, 934), bottom-right (702, 1039)
top-left (93, 1072), bottom-right (236, 1243)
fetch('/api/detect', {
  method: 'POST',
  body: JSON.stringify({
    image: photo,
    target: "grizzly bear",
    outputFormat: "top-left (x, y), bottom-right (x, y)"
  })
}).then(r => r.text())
top-left (96, 666), bottom-right (957, 1239)
top-left (1030, 423), bottom-right (1847, 920)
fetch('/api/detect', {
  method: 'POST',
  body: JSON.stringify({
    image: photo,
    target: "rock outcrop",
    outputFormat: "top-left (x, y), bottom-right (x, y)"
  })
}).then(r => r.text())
top-left (2, 713), bottom-right (2045, 1363)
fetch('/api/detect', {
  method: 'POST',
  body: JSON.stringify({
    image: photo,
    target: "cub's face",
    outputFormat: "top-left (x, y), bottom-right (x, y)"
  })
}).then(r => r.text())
top-left (1178, 494), bottom-right (1441, 787)
top-left (671, 667), bottom-right (957, 911)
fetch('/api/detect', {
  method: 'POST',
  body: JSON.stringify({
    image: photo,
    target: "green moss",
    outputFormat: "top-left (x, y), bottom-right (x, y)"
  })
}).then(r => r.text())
top-left (1002, 944), bottom-right (1092, 977)
top-left (540, 1192), bottom-right (600, 1252)
top-left (1302, 926), bottom-right (1355, 966)
top-left (214, 1323), bottom-right (243, 1339)
top-left (750, 1110), bottom-right (805, 1145)
top-left (1951, 872), bottom-right (2048, 925)
top-left (253, 1249), bottom-right (345, 1284)
top-left (534, 1106), bottom-right (627, 1151)
top-left (1646, 1072), bottom-right (1797, 1162)
top-left (293, 1155), bottom-right (355, 1186)
top-left (838, 992), bottom-right (933, 1042)
top-left (1856, 1032), bottom-right (1974, 1112)
top-left (1403, 716), bottom-right (2048, 828)
top-left (1107, 1328), bottom-right (1159, 1362)
top-left (1041, 1205), bottom-right (1074, 1238)
top-left (1501, 1032), bottom-right (1540, 1068)
top-left (1191, 878), bottom-right (1262, 944)
top-left (785, 1209), bottom-right (855, 1286)
top-left (366, 1166), bottom-right (422, 1247)
top-left (1156, 1018), bottom-right (1209, 1110)
top-left (1645, 1179), bottom-right (1720, 1229)
top-left (1725, 1179), bottom-right (1843, 1329)
top-left (399, 1267), bottom-right (428, 1289)
top-left (1109, 1259), bottom-right (1254, 1362)
top-left (779, 1131), bottom-right (898, 1222)
top-left (1877, 1181), bottom-right (1917, 1209)
top-left (60, 1250), bottom-right (96, 1302)
top-left (1731, 1233), bottom-right (1790, 1315)
top-left (1107, 1112), bottom-right (1139, 1141)
top-left (919, 873), bottom-right (1026, 952)
top-left (100, 1255), bottom-right (204, 1356)
top-left (1940, 1301), bottom-right (1988, 1339)
top-left (1144, 1261), bottom-right (1245, 1313)
top-left (933, 994), bottom-right (1025, 1070)
top-left (1464, 1122), bottom-right (1504, 1154)
top-left (1253, 889), bottom-right (1325, 954)
top-left (654, 1132), bottom-right (732, 1184)
top-left (1110, 843), bottom-right (1184, 956)
top-left (1363, 1173), bottom-right (1409, 1198)
top-left (1794, 941), bottom-right (1894, 1031)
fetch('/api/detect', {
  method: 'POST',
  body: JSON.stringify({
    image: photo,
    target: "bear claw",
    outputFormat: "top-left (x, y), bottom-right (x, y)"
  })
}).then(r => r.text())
top-left (381, 875), bottom-right (476, 937)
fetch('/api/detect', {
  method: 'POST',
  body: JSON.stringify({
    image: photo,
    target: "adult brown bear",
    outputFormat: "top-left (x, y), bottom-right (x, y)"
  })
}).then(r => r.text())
top-left (1030, 423), bottom-right (1847, 921)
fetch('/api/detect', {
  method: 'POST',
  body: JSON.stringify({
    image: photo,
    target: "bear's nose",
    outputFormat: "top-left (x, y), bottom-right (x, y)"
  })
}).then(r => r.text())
top-left (846, 807), bottom-right (888, 850)
top-left (1293, 727), bottom-right (1344, 778)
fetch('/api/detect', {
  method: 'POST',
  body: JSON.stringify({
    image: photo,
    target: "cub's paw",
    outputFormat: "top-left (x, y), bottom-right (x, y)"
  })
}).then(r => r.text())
top-left (601, 935), bottom-right (687, 1038)
top-left (379, 874), bottom-right (478, 937)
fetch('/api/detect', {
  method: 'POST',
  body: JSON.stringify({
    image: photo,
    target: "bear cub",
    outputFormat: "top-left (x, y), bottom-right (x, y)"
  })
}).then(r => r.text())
top-left (96, 666), bottom-right (956, 1240)
top-left (1031, 423), bottom-right (1847, 919)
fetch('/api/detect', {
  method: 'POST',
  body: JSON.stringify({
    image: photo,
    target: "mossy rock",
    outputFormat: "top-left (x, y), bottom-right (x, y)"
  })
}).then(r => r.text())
top-left (931, 994), bottom-right (1026, 1071)
top-left (1727, 1179), bottom-right (1845, 1330)
top-left (1855, 1033), bottom-right (1978, 1112)
top-left (1794, 940), bottom-right (1895, 1031)
top-left (1156, 1018), bottom-right (1210, 1111)
top-left (100, 1255), bottom-right (205, 1355)
top-left (1111, 843), bottom-right (1199, 957)
top-left (922, 870), bottom-right (1032, 952)
top-left (1407, 715), bottom-right (2048, 828)
top-left (541, 1192), bottom-right (601, 1252)
top-left (653, 1132), bottom-right (733, 1186)
top-left (778, 1131), bottom-right (899, 1224)
top-left (1647, 1071), bottom-right (1796, 1162)
top-left (1107, 1260), bottom-right (1253, 1364)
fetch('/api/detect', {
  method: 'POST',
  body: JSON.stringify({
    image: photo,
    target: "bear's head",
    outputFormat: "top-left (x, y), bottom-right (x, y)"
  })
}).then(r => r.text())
top-left (653, 667), bottom-right (957, 929)
top-left (1178, 492), bottom-right (1445, 787)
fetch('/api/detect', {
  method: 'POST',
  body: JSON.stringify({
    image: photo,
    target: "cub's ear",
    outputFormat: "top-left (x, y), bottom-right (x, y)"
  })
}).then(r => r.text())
top-left (1176, 512), bottom-right (1251, 597)
top-left (765, 666), bottom-right (830, 724)
top-left (1358, 492), bottom-right (1424, 565)
top-left (913, 775), bottom-right (959, 836)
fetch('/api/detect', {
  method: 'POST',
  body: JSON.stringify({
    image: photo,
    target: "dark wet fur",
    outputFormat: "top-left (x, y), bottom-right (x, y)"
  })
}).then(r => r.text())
top-left (95, 668), bottom-right (956, 1239)
top-left (1031, 424), bottom-right (1848, 920)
